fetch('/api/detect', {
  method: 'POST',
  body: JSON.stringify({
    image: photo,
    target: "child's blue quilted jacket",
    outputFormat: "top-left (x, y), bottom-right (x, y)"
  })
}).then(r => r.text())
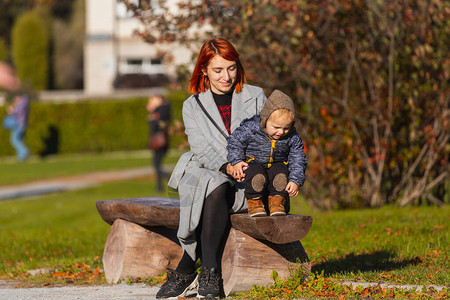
top-left (227, 115), bottom-right (307, 187)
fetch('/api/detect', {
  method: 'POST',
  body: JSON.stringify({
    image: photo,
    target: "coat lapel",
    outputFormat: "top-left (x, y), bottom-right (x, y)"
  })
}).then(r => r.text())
top-left (197, 87), bottom-right (258, 140)
top-left (230, 87), bottom-right (254, 133)
top-left (198, 90), bottom-right (230, 138)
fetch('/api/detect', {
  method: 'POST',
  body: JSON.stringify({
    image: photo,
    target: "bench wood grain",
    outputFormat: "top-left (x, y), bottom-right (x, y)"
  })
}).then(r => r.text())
top-left (96, 197), bottom-right (313, 296)
top-left (96, 198), bottom-right (313, 244)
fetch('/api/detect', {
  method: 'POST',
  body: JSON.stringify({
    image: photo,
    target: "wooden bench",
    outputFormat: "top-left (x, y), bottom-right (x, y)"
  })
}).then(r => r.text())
top-left (96, 197), bottom-right (313, 296)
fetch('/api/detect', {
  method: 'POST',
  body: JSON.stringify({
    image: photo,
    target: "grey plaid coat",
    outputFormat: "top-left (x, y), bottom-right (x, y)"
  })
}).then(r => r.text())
top-left (168, 84), bottom-right (267, 260)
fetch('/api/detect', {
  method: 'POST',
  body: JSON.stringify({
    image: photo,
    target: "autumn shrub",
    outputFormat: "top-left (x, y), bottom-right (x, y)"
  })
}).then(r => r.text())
top-left (122, 0), bottom-right (450, 208)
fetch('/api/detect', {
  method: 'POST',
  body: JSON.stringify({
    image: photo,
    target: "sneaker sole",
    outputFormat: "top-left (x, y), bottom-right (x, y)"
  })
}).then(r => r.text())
top-left (160, 274), bottom-right (199, 299)
top-left (249, 211), bottom-right (267, 217)
top-left (270, 211), bottom-right (286, 216)
top-left (196, 293), bottom-right (220, 299)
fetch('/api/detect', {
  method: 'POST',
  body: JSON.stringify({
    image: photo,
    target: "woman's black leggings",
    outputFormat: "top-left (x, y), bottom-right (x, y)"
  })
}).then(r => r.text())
top-left (175, 183), bottom-right (234, 273)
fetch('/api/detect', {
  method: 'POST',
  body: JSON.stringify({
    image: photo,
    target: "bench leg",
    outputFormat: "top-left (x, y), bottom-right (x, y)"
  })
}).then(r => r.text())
top-left (102, 219), bottom-right (182, 283)
top-left (221, 228), bottom-right (311, 296)
top-left (102, 220), bottom-right (310, 295)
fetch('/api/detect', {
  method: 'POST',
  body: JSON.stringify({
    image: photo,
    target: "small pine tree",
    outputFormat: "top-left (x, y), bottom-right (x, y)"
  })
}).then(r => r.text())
top-left (0, 38), bottom-right (7, 61)
top-left (11, 8), bottom-right (49, 90)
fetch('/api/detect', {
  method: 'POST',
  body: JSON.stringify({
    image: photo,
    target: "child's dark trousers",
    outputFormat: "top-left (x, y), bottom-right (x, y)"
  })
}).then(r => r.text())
top-left (244, 162), bottom-right (290, 200)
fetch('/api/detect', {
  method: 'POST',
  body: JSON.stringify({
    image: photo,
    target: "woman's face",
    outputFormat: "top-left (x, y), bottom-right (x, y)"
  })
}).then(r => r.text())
top-left (204, 55), bottom-right (237, 94)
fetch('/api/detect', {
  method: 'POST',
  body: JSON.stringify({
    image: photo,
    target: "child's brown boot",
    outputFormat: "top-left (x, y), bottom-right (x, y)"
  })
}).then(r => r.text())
top-left (247, 196), bottom-right (266, 217)
top-left (268, 195), bottom-right (286, 216)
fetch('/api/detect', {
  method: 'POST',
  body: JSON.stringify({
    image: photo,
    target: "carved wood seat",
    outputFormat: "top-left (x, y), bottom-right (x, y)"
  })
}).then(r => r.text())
top-left (96, 197), bottom-right (313, 296)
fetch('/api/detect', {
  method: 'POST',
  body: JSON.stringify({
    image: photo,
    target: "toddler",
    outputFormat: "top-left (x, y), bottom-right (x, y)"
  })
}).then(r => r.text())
top-left (227, 90), bottom-right (307, 217)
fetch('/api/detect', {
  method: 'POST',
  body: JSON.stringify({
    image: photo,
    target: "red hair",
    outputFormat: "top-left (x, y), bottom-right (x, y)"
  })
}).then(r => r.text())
top-left (188, 38), bottom-right (247, 94)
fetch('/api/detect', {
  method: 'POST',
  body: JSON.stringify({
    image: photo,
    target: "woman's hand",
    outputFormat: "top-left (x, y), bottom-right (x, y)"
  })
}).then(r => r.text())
top-left (285, 181), bottom-right (299, 197)
top-left (227, 162), bottom-right (248, 182)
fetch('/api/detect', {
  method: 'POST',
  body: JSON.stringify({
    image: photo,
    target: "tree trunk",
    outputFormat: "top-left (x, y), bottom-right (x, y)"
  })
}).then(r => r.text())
top-left (221, 228), bottom-right (311, 296)
top-left (102, 219), bottom-right (182, 283)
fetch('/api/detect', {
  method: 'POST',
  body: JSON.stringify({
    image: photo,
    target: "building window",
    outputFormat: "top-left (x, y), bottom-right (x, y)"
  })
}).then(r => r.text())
top-left (119, 57), bottom-right (164, 75)
top-left (127, 59), bottom-right (143, 65)
top-left (150, 58), bottom-right (162, 65)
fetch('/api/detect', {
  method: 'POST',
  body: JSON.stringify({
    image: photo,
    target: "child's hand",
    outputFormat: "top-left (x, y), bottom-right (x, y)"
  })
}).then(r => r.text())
top-left (285, 181), bottom-right (299, 197)
top-left (231, 162), bottom-right (248, 182)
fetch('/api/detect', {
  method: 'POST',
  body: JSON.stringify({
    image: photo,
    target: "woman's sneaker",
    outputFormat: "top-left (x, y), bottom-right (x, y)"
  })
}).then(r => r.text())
top-left (156, 269), bottom-right (198, 299)
top-left (197, 267), bottom-right (222, 299)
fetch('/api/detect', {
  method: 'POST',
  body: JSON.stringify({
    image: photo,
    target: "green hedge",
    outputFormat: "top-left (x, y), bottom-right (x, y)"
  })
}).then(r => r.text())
top-left (1, 98), bottom-right (150, 156)
top-left (1, 89), bottom-right (189, 157)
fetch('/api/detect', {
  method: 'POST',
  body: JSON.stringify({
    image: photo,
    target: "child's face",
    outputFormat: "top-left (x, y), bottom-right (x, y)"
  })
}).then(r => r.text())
top-left (266, 117), bottom-right (292, 140)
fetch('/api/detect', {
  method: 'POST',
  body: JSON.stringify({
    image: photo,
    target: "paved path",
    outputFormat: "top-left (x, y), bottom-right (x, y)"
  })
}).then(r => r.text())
top-left (0, 166), bottom-right (167, 201)
top-left (0, 281), bottom-right (160, 300)
top-left (0, 278), bottom-right (445, 300)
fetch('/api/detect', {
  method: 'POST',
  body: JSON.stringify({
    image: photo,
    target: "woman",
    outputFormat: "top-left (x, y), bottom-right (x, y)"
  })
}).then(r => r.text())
top-left (156, 38), bottom-right (267, 299)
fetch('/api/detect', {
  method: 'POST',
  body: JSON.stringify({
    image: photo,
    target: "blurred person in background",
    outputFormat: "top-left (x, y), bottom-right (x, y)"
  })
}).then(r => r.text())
top-left (146, 94), bottom-right (171, 192)
top-left (0, 62), bottom-right (30, 162)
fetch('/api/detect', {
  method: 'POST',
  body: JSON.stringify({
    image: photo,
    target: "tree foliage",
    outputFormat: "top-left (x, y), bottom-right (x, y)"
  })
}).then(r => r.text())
top-left (0, 0), bottom-right (72, 53)
top-left (53, 0), bottom-right (85, 89)
top-left (122, 0), bottom-right (449, 208)
top-left (0, 0), bottom-right (34, 48)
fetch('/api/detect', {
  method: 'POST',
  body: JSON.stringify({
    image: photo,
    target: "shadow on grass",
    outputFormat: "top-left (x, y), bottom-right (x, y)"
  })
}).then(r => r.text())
top-left (312, 250), bottom-right (422, 276)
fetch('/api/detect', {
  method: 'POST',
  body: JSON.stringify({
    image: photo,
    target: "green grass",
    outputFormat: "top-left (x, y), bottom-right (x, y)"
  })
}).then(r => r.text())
top-left (0, 153), bottom-right (448, 296)
top-left (0, 176), bottom-right (170, 284)
top-left (293, 203), bottom-right (449, 286)
top-left (0, 150), bottom-right (182, 186)
top-left (1, 183), bottom-right (447, 286)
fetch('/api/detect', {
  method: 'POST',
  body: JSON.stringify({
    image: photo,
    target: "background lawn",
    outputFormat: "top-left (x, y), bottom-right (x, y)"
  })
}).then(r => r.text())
top-left (0, 150), bottom-right (182, 186)
top-left (0, 176), bottom-right (166, 285)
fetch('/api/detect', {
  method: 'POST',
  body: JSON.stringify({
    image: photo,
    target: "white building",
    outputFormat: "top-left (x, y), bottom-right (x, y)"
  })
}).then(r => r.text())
top-left (84, 0), bottom-right (194, 94)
